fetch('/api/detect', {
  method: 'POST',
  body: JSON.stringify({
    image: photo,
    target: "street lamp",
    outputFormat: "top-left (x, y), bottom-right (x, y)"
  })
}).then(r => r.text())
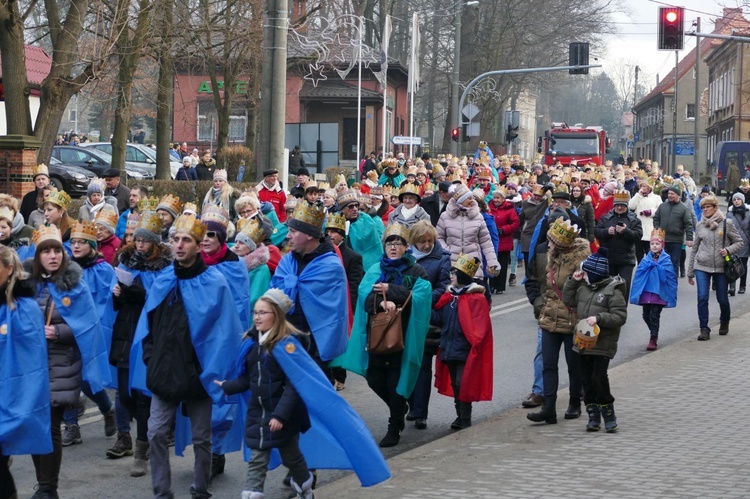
top-left (451, 0), bottom-right (480, 155)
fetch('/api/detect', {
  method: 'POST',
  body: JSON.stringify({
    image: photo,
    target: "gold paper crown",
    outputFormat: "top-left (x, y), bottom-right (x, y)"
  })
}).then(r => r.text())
top-left (337, 189), bottom-right (359, 207)
top-left (238, 218), bottom-right (267, 245)
top-left (416, 166), bottom-right (428, 176)
top-left (494, 186), bottom-right (508, 198)
top-left (399, 183), bottom-right (420, 198)
top-left (662, 175), bottom-right (674, 185)
top-left (317, 182), bottom-right (330, 191)
top-left (45, 189), bottom-right (71, 211)
top-left (381, 185), bottom-right (393, 196)
top-left (476, 166), bottom-right (493, 180)
top-left (358, 192), bottom-right (372, 206)
top-left (384, 222), bottom-right (410, 242)
top-left (126, 212), bottom-right (142, 231)
top-left (285, 197), bottom-right (299, 210)
top-left (742, 179), bottom-right (750, 187)
top-left (0, 206), bottom-right (14, 223)
top-left (305, 180), bottom-right (318, 190)
top-left (433, 164), bottom-right (446, 176)
top-left (33, 224), bottom-right (62, 246)
top-left (390, 188), bottom-right (401, 197)
top-left (290, 202), bottom-right (326, 229)
top-left (554, 183), bottom-right (569, 194)
top-left (448, 172), bottom-right (464, 184)
top-left (547, 217), bottom-right (580, 248)
top-left (138, 196), bottom-right (160, 212)
top-left (33, 163), bottom-right (49, 177)
top-left (453, 252), bottom-right (480, 278)
top-left (479, 140), bottom-right (488, 148)
top-left (182, 202), bottom-right (198, 215)
top-left (650, 228), bottom-right (666, 242)
top-left (201, 205), bottom-right (229, 228)
top-left (613, 189), bottom-right (630, 204)
top-left (157, 194), bottom-right (182, 216)
top-left (406, 166), bottom-right (417, 176)
top-left (335, 174), bottom-right (347, 185)
top-left (532, 184), bottom-right (546, 197)
top-left (326, 212), bottom-right (347, 232)
top-left (70, 220), bottom-right (98, 242)
top-left (370, 186), bottom-right (384, 197)
top-left (173, 213), bottom-right (206, 241)
top-left (95, 209), bottom-right (119, 230)
top-left (138, 211), bottom-right (162, 235)
top-left (452, 183), bottom-right (471, 201)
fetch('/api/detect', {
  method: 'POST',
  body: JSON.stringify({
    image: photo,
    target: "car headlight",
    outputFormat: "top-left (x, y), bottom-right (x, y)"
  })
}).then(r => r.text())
top-left (129, 171), bottom-right (144, 179)
top-left (73, 173), bottom-right (87, 181)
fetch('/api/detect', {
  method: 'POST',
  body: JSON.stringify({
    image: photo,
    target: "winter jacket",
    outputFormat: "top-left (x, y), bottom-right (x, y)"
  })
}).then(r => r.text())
top-left (653, 200), bottom-right (693, 244)
top-left (175, 166), bottom-right (198, 181)
top-left (726, 205), bottom-right (750, 258)
top-left (387, 204), bottom-right (431, 228)
top-left (414, 242), bottom-right (452, 305)
top-left (143, 257), bottom-right (210, 402)
top-left (433, 283), bottom-right (485, 362)
top-left (687, 211), bottom-right (744, 277)
top-left (562, 275), bottom-right (628, 359)
top-left (221, 331), bottom-right (311, 450)
top-left (421, 191), bottom-right (448, 227)
top-left (26, 260), bottom-right (85, 407)
top-left (594, 211), bottom-right (643, 266)
top-left (436, 198), bottom-right (500, 279)
top-left (110, 246), bottom-right (173, 368)
top-left (571, 196), bottom-right (596, 243)
top-left (78, 201), bottom-right (118, 223)
top-left (195, 159), bottom-right (217, 181)
top-left (488, 200), bottom-right (520, 252)
top-left (518, 199), bottom-right (547, 252)
top-left (524, 238), bottom-right (590, 334)
top-left (98, 234), bottom-right (122, 266)
top-left (629, 191), bottom-right (663, 241)
top-left (257, 182), bottom-right (288, 223)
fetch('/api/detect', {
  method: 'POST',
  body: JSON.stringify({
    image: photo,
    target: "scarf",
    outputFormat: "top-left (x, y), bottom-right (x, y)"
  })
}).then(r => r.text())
top-left (400, 205), bottom-right (419, 220)
top-left (410, 246), bottom-right (430, 261)
top-left (730, 204), bottom-right (748, 220)
top-left (377, 252), bottom-right (416, 286)
top-left (700, 210), bottom-right (724, 230)
top-left (85, 198), bottom-right (107, 216)
top-left (202, 243), bottom-right (229, 266)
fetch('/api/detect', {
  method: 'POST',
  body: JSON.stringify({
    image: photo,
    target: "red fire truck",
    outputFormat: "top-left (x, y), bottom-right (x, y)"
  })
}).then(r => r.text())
top-left (537, 122), bottom-right (610, 166)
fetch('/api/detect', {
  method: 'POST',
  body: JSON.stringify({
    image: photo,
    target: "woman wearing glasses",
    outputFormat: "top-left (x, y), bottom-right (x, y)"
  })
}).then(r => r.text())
top-left (110, 211), bottom-right (172, 477)
top-left (335, 222), bottom-right (432, 448)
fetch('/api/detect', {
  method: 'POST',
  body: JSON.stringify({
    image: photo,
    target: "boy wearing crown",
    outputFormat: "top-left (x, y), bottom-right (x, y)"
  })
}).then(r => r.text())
top-left (115, 185), bottom-right (149, 239)
top-left (130, 214), bottom-right (243, 499)
top-left (21, 163), bottom-right (51, 223)
top-left (593, 190), bottom-right (643, 293)
top-left (433, 254), bottom-right (493, 431)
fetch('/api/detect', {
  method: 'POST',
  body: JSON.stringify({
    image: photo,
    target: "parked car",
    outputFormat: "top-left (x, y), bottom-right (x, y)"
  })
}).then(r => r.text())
top-left (712, 141), bottom-right (750, 195)
top-left (48, 157), bottom-right (96, 198)
top-left (51, 146), bottom-right (154, 180)
top-left (81, 142), bottom-right (181, 179)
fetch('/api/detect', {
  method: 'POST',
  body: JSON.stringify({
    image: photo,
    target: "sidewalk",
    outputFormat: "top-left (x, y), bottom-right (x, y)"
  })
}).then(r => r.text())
top-left (316, 313), bottom-right (750, 499)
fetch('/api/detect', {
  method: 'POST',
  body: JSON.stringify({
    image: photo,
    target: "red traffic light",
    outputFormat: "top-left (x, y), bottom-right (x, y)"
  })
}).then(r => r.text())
top-left (658, 6), bottom-right (684, 50)
top-left (665, 10), bottom-right (677, 23)
top-left (451, 128), bottom-right (460, 142)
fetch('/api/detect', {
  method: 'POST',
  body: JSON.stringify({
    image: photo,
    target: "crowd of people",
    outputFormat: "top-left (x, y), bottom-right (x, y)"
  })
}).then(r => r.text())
top-left (1, 144), bottom-right (748, 499)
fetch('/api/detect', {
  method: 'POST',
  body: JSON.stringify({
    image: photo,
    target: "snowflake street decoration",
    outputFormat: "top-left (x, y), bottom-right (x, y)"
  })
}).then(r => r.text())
top-left (290, 15), bottom-right (386, 88)
top-left (466, 78), bottom-right (502, 103)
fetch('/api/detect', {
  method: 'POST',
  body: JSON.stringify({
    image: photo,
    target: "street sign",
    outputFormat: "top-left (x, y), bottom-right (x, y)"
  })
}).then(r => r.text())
top-left (463, 103), bottom-right (480, 121)
top-left (674, 139), bottom-right (694, 156)
top-left (634, 133), bottom-right (640, 141)
top-left (391, 136), bottom-right (422, 146)
top-left (467, 122), bottom-right (481, 137)
top-left (626, 140), bottom-right (634, 149)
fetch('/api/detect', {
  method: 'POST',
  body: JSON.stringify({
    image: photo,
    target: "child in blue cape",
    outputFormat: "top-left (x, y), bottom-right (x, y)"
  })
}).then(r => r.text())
top-left (630, 228), bottom-right (678, 351)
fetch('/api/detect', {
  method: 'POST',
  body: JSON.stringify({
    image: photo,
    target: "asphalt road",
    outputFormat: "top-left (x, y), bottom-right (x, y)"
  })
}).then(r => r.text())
top-left (12, 249), bottom-right (750, 499)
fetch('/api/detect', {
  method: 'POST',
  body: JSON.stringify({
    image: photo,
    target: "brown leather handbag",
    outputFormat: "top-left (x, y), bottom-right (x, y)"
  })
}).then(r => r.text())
top-left (367, 290), bottom-right (411, 354)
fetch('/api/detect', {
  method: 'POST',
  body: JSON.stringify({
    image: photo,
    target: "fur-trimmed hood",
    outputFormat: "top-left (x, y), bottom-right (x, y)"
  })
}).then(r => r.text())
top-left (545, 237), bottom-right (591, 273)
top-left (448, 282), bottom-right (486, 294)
top-left (571, 194), bottom-right (592, 206)
top-left (445, 197), bottom-right (480, 219)
top-left (241, 244), bottom-right (270, 271)
top-left (118, 244), bottom-right (173, 272)
top-left (23, 258), bottom-right (83, 292)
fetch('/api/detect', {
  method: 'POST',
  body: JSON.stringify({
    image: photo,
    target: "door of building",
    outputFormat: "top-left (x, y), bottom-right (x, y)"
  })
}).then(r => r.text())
top-left (342, 117), bottom-right (365, 161)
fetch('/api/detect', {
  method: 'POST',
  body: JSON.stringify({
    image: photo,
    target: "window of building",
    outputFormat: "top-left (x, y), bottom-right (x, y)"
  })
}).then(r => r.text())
top-left (196, 100), bottom-right (248, 142)
top-left (685, 103), bottom-right (695, 121)
top-left (69, 109), bottom-right (77, 122)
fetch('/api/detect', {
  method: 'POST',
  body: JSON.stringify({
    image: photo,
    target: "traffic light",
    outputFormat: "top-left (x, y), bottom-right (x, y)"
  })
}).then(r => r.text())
top-left (569, 42), bottom-right (589, 75)
top-left (507, 125), bottom-right (519, 143)
top-left (461, 124), bottom-right (470, 142)
top-left (451, 127), bottom-right (460, 142)
top-left (658, 6), bottom-right (684, 51)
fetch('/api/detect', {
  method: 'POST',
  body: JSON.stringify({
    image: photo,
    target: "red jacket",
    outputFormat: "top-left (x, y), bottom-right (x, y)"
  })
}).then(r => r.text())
top-left (488, 200), bottom-right (520, 253)
top-left (257, 184), bottom-right (288, 222)
top-left (99, 235), bottom-right (122, 266)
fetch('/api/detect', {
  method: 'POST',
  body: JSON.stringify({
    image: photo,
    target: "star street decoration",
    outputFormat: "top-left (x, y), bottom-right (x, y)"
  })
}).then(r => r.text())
top-left (290, 14), bottom-right (386, 88)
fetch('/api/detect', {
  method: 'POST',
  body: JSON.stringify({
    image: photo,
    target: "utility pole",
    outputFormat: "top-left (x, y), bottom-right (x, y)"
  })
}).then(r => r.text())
top-left (671, 50), bottom-right (678, 175)
top-left (633, 66), bottom-right (640, 109)
top-left (694, 17), bottom-right (701, 175)
top-left (450, 0), bottom-right (462, 156)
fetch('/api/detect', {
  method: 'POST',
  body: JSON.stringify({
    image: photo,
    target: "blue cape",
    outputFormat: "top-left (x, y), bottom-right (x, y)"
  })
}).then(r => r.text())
top-left (346, 214), bottom-right (384, 271)
top-left (81, 260), bottom-right (117, 389)
top-left (45, 278), bottom-right (112, 394)
top-left (0, 295), bottom-right (52, 455)
top-left (270, 251), bottom-right (349, 361)
top-left (13, 243), bottom-right (35, 262)
top-left (214, 259), bottom-right (251, 330)
top-left (630, 251), bottom-right (678, 308)
top-left (115, 209), bottom-right (130, 239)
top-left (233, 336), bottom-right (391, 487)
top-left (129, 264), bottom-right (244, 456)
top-left (378, 172), bottom-right (405, 187)
top-left (332, 265), bottom-right (432, 397)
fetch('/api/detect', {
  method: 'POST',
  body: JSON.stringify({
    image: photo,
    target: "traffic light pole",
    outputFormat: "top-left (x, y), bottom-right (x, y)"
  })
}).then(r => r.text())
top-left (456, 64), bottom-right (601, 156)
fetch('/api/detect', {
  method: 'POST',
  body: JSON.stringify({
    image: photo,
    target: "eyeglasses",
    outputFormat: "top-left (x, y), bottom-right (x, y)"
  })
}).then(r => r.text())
top-left (70, 239), bottom-right (88, 246)
top-left (385, 241), bottom-right (404, 248)
top-left (134, 238), bottom-right (149, 244)
top-left (239, 209), bottom-right (256, 217)
top-left (345, 203), bottom-right (360, 209)
top-left (253, 310), bottom-right (274, 317)
top-left (206, 231), bottom-right (218, 238)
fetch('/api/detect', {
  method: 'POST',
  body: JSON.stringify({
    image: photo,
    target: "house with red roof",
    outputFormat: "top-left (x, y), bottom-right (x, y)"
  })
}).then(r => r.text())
top-left (0, 45), bottom-right (52, 135)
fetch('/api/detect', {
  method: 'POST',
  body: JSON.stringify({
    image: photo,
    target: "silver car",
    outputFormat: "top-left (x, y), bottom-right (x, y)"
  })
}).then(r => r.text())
top-left (81, 142), bottom-right (181, 179)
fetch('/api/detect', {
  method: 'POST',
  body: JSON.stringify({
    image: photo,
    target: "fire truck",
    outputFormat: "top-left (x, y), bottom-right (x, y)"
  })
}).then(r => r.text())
top-left (537, 122), bottom-right (610, 166)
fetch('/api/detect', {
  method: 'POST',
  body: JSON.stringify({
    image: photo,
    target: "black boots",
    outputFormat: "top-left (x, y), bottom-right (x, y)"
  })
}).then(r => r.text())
top-left (379, 428), bottom-right (401, 447)
top-left (527, 398), bottom-right (557, 424)
top-left (600, 403), bottom-right (618, 432)
top-left (719, 321), bottom-right (729, 335)
top-left (210, 453), bottom-right (225, 482)
top-left (450, 402), bottom-right (472, 430)
top-left (698, 328), bottom-right (710, 341)
top-left (564, 400), bottom-right (581, 420)
top-left (585, 404), bottom-right (601, 431)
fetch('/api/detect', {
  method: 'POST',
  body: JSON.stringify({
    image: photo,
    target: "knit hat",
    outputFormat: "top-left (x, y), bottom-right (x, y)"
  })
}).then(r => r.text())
top-left (182, 156), bottom-right (191, 165)
top-left (133, 211), bottom-right (162, 245)
top-left (87, 179), bottom-right (104, 196)
top-left (297, 167), bottom-right (310, 177)
top-left (506, 182), bottom-right (518, 191)
top-left (94, 209), bottom-right (118, 235)
top-left (582, 248), bottom-right (609, 284)
top-left (732, 192), bottom-right (745, 203)
top-left (213, 169), bottom-right (228, 182)
top-left (233, 227), bottom-right (257, 251)
top-left (700, 185), bottom-right (712, 194)
top-left (261, 288), bottom-right (294, 314)
top-left (602, 181), bottom-right (618, 196)
top-left (668, 183), bottom-right (682, 196)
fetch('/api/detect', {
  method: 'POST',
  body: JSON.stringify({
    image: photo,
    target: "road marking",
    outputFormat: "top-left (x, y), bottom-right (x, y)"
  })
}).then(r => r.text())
top-left (491, 297), bottom-right (527, 312)
top-left (490, 302), bottom-right (530, 317)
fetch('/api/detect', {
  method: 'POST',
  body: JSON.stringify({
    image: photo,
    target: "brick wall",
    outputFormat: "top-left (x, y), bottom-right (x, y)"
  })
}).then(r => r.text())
top-left (0, 135), bottom-right (42, 200)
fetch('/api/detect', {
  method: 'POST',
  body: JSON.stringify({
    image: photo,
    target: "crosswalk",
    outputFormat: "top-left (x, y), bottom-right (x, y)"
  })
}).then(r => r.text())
top-left (490, 297), bottom-right (530, 318)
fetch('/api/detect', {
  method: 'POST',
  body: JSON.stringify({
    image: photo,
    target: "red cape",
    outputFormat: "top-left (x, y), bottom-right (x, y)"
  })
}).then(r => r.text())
top-left (434, 291), bottom-right (494, 402)
top-left (594, 196), bottom-right (613, 221)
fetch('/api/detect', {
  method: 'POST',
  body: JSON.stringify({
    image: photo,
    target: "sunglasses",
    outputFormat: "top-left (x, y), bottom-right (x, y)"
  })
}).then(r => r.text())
top-left (206, 231), bottom-right (218, 238)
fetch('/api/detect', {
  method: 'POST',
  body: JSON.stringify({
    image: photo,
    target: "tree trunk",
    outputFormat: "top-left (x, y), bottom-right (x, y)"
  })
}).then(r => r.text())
top-left (155, 0), bottom-right (174, 180)
top-left (0, 2), bottom-right (33, 135)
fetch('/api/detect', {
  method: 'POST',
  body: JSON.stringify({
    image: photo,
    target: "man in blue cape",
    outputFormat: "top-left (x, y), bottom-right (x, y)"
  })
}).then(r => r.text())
top-left (337, 189), bottom-right (384, 271)
top-left (129, 213), bottom-right (243, 499)
top-left (270, 201), bottom-right (349, 378)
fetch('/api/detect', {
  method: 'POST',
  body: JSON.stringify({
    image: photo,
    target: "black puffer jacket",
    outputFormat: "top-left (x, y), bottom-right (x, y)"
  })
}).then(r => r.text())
top-left (594, 210), bottom-right (643, 266)
top-left (221, 331), bottom-right (311, 450)
top-left (24, 259), bottom-right (85, 407)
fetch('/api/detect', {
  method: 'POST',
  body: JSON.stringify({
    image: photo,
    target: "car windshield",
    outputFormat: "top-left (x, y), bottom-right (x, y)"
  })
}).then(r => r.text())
top-left (550, 134), bottom-right (599, 155)
top-left (92, 149), bottom-right (113, 161)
